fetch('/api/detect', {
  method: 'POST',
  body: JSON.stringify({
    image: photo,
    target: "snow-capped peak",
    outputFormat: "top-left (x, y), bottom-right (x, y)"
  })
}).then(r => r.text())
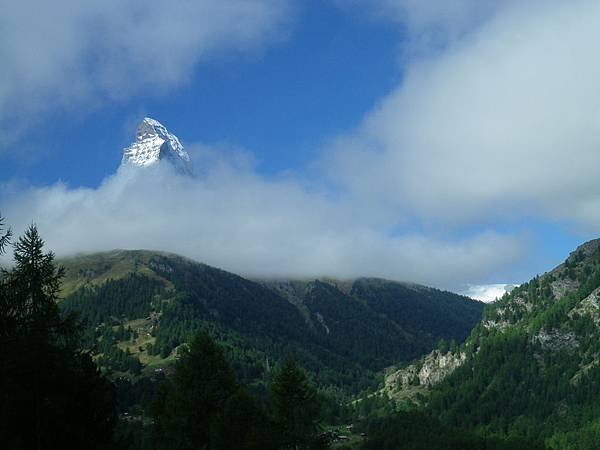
top-left (121, 117), bottom-right (192, 175)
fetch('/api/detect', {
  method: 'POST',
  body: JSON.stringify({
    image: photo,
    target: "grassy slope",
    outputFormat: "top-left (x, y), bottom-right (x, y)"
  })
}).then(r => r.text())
top-left (59, 249), bottom-right (179, 296)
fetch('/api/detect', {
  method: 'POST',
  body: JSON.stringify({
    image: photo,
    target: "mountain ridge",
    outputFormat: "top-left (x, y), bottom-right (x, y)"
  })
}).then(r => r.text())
top-left (57, 249), bottom-right (484, 393)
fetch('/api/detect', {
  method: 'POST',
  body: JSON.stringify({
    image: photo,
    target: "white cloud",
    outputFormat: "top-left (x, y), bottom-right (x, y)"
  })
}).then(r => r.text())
top-left (0, 148), bottom-right (523, 290)
top-left (337, 0), bottom-right (506, 54)
top-left (327, 0), bottom-right (600, 228)
top-left (0, 0), bottom-right (291, 147)
top-left (8, 1), bottom-right (596, 288)
top-left (461, 284), bottom-right (517, 303)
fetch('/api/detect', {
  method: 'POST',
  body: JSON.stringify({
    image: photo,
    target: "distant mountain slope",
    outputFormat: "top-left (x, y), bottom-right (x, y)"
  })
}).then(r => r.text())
top-left (385, 238), bottom-right (600, 447)
top-left (58, 250), bottom-right (484, 392)
top-left (263, 278), bottom-right (483, 363)
top-left (350, 278), bottom-right (482, 345)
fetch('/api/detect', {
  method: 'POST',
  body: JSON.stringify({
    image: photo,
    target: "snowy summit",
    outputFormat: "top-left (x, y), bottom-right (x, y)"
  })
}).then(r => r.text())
top-left (121, 117), bottom-right (192, 175)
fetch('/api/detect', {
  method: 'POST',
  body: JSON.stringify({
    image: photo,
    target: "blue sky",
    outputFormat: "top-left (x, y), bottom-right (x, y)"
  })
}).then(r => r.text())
top-left (1, 0), bottom-right (599, 299)
top-left (2, 1), bottom-right (403, 187)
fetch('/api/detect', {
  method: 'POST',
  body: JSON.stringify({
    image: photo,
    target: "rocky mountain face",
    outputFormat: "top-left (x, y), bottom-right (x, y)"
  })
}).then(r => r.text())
top-left (384, 350), bottom-right (466, 399)
top-left (121, 117), bottom-right (193, 175)
top-left (385, 237), bottom-right (600, 446)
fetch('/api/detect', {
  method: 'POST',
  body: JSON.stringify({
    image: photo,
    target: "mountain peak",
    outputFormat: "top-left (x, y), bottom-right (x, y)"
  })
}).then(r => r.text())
top-left (121, 117), bottom-right (192, 175)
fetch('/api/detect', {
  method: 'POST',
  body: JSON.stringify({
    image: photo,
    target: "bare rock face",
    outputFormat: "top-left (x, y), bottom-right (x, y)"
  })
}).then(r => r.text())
top-left (417, 350), bottom-right (467, 387)
top-left (532, 330), bottom-right (579, 351)
top-left (483, 319), bottom-right (510, 331)
top-left (121, 117), bottom-right (193, 175)
top-left (569, 287), bottom-right (600, 324)
top-left (383, 350), bottom-right (467, 401)
top-left (551, 277), bottom-right (579, 300)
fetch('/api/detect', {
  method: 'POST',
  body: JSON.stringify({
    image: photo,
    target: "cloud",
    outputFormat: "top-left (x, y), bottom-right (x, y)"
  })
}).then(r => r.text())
top-left (8, 1), bottom-right (594, 289)
top-left (462, 284), bottom-right (517, 303)
top-left (0, 148), bottom-right (522, 290)
top-left (0, 0), bottom-right (291, 147)
top-left (326, 0), bottom-right (600, 228)
top-left (337, 0), bottom-right (505, 53)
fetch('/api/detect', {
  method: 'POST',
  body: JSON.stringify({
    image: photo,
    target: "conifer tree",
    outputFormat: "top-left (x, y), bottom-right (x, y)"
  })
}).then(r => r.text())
top-left (271, 356), bottom-right (322, 449)
top-left (0, 213), bottom-right (10, 255)
top-left (152, 331), bottom-right (238, 449)
top-left (438, 337), bottom-right (448, 353)
top-left (212, 388), bottom-right (274, 450)
top-left (0, 222), bottom-right (117, 449)
top-left (450, 339), bottom-right (458, 354)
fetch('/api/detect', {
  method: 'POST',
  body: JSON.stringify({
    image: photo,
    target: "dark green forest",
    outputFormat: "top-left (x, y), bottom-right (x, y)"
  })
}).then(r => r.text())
top-left (11, 213), bottom-right (598, 449)
top-left (390, 240), bottom-right (600, 449)
top-left (58, 250), bottom-right (484, 400)
top-left (0, 220), bottom-right (331, 449)
top-left (0, 216), bottom-right (490, 449)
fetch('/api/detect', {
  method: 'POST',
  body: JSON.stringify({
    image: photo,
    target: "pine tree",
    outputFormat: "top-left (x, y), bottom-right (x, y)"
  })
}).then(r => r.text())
top-left (438, 337), bottom-right (448, 353)
top-left (0, 213), bottom-right (11, 255)
top-left (0, 223), bottom-right (117, 449)
top-left (152, 331), bottom-right (238, 449)
top-left (212, 389), bottom-right (274, 450)
top-left (7, 225), bottom-right (66, 340)
top-left (271, 355), bottom-right (322, 449)
top-left (450, 339), bottom-right (458, 355)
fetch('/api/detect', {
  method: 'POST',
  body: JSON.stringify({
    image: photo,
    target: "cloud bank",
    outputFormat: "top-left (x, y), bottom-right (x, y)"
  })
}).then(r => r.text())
top-left (462, 284), bottom-right (517, 303)
top-left (327, 0), bottom-right (600, 229)
top-left (0, 151), bottom-right (522, 290)
top-left (6, 1), bottom-right (600, 291)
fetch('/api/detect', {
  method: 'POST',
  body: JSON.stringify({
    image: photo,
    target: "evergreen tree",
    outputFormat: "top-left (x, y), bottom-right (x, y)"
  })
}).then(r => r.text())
top-left (152, 331), bottom-right (238, 450)
top-left (4, 225), bottom-right (67, 341)
top-left (271, 356), bottom-right (322, 449)
top-left (0, 223), bottom-right (117, 449)
top-left (438, 337), bottom-right (448, 353)
top-left (212, 389), bottom-right (275, 450)
top-left (0, 213), bottom-right (11, 255)
top-left (450, 339), bottom-right (458, 354)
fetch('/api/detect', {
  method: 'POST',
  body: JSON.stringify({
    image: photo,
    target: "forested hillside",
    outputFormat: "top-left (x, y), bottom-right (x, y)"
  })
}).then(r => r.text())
top-left (58, 250), bottom-right (484, 396)
top-left (384, 238), bottom-right (600, 448)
